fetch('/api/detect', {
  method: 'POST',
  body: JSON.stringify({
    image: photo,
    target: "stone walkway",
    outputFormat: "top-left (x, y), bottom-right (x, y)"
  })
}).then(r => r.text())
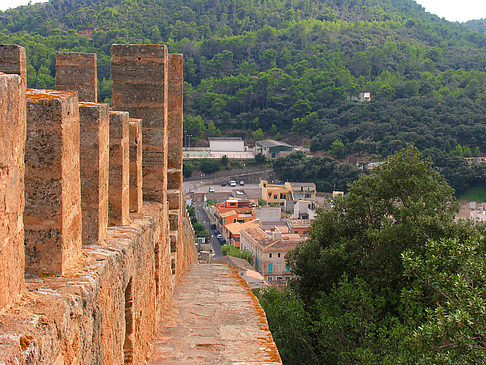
top-left (149, 264), bottom-right (282, 364)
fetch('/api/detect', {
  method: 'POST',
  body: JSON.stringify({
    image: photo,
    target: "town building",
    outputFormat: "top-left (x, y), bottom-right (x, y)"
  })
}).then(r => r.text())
top-left (286, 218), bottom-right (311, 236)
top-left (255, 139), bottom-right (294, 159)
top-left (289, 182), bottom-right (317, 201)
top-left (240, 225), bottom-right (306, 286)
top-left (259, 180), bottom-right (292, 209)
top-left (465, 156), bottom-right (486, 164)
top-left (223, 219), bottom-right (261, 248)
top-left (209, 137), bottom-right (245, 152)
top-left (293, 200), bottom-right (316, 220)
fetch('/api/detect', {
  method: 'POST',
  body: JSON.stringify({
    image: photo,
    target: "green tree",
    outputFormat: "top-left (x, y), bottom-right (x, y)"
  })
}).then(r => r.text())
top-left (474, 146), bottom-right (481, 157)
top-left (221, 245), bottom-right (254, 265)
top-left (220, 154), bottom-right (229, 167)
top-left (288, 146), bottom-right (458, 301)
top-left (255, 153), bottom-right (266, 165)
top-left (255, 288), bottom-right (318, 365)
top-left (254, 128), bottom-right (264, 141)
top-left (403, 236), bottom-right (486, 363)
top-left (328, 139), bottom-right (346, 159)
top-left (200, 159), bottom-right (220, 174)
top-left (183, 163), bottom-right (193, 179)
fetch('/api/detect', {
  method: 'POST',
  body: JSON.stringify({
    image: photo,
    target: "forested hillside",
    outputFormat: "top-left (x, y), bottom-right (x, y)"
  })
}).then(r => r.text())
top-left (1, 0), bottom-right (486, 156)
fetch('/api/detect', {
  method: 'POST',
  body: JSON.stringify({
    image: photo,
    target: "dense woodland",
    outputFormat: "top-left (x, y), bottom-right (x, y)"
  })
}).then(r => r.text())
top-left (2, 0), bottom-right (486, 157)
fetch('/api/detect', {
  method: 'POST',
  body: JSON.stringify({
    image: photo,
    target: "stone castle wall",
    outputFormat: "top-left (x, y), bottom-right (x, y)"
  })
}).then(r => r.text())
top-left (0, 44), bottom-right (197, 364)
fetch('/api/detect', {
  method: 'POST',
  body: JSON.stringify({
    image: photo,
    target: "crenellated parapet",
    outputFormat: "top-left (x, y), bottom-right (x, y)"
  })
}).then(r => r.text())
top-left (0, 44), bottom-right (197, 363)
top-left (0, 43), bottom-right (281, 365)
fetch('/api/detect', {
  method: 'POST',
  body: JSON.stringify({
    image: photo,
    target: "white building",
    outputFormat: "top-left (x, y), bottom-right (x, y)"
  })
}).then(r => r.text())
top-left (209, 137), bottom-right (245, 152)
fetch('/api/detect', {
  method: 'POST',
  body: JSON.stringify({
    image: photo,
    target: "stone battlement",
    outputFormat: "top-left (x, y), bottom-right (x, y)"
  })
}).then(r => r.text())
top-left (0, 43), bottom-right (280, 364)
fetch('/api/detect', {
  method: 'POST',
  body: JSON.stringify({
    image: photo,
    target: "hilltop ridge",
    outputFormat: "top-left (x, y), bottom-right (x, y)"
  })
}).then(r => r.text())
top-left (1, 0), bottom-right (486, 157)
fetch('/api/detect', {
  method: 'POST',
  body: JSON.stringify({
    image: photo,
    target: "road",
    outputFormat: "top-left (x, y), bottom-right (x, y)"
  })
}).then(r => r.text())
top-left (183, 181), bottom-right (259, 194)
top-left (195, 201), bottom-right (222, 257)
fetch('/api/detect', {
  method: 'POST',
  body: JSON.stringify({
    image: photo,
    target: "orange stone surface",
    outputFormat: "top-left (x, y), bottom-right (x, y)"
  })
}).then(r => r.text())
top-left (0, 45), bottom-right (27, 86)
top-left (111, 44), bottom-right (168, 204)
top-left (129, 118), bottom-right (143, 212)
top-left (79, 102), bottom-right (109, 244)
top-left (56, 52), bottom-right (97, 102)
top-left (0, 203), bottom-right (197, 363)
top-left (109, 111), bottom-right (130, 226)
top-left (24, 89), bottom-right (82, 276)
top-left (0, 72), bottom-right (26, 312)
top-left (149, 264), bottom-right (282, 364)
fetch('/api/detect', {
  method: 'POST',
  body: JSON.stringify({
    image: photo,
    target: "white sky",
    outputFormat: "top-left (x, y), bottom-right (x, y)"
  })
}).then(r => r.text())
top-left (0, 0), bottom-right (486, 22)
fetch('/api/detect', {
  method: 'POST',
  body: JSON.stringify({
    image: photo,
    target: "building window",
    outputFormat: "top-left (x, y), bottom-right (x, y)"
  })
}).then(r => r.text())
top-left (278, 253), bottom-right (281, 258)
top-left (233, 219), bottom-right (237, 223)
top-left (268, 263), bottom-right (273, 273)
top-left (285, 276), bottom-right (291, 281)
top-left (285, 266), bottom-right (290, 272)
top-left (276, 276), bottom-right (283, 281)
top-left (269, 253), bottom-right (272, 258)
top-left (268, 276), bottom-right (273, 282)
top-left (294, 230), bottom-right (299, 234)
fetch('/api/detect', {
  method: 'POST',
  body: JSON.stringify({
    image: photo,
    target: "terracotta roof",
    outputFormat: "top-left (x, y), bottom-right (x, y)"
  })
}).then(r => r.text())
top-left (265, 235), bottom-right (304, 251)
top-left (289, 182), bottom-right (316, 188)
top-left (225, 220), bottom-right (261, 235)
top-left (242, 226), bottom-right (272, 245)
top-left (220, 210), bottom-right (237, 218)
top-left (287, 219), bottom-right (311, 229)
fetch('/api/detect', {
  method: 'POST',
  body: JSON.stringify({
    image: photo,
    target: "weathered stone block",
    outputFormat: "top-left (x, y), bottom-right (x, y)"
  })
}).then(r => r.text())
top-left (79, 102), bottom-right (109, 244)
top-left (0, 45), bottom-right (27, 86)
top-left (167, 189), bottom-right (181, 210)
top-left (169, 210), bottom-right (179, 231)
top-left (129, 118), bottom-right (142, 212)
top-left (111, 44), bottom-right (168, 204)
top-left (56, 52), bottom-right (97, 102)
top-left (25, 89), bottom-right (82, 276)
top-left (0, 73), bottom-right (26, 311)
top-left (167, 168), bottom-right (181, 190)
top-left (109, 111), bottom-right (130, 226)
top-left (168, 53), bottom-right (183, 171)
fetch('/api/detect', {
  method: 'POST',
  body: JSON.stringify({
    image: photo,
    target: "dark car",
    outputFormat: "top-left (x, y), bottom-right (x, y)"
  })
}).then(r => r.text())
top-left (220, 239), bottom-right (227, 245)
top-left (221, 182), bottom-right (226, 186)
top-left (211, 223), bottom-right (216, 229)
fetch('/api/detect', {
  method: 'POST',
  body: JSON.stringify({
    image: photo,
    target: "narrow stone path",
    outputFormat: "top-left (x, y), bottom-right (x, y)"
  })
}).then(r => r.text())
top-left (149, 264), bottom-right (282, 364)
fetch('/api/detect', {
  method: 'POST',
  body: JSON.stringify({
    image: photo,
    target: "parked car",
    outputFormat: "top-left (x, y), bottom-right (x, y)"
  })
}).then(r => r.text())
top-left (220, 239), bottom-right (227, 245)
top-left (216, 234), bottom-right (223, 240)
top-left (239, 180), bottom-right (245, 186)
top-left (221, 182), bottom-right (226, 186)
top-left (211, 223), bottom-right (216, 229)
top-left (209, 186), bottom-right (215, 192)
top-left (229, 180), bottom-right (236, 187)
top-left (214, 230), bottom-right (220, 236)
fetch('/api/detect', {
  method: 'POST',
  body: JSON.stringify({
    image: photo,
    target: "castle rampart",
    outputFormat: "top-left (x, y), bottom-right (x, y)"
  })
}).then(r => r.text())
top-left (0, 43), bottom-right (280, 364)
top-left (0, 44), bottom-right (197, 363)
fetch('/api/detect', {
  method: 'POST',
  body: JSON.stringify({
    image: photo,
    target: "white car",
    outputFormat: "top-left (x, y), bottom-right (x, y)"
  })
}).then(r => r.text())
top-left (209, 186), bottom-right (215, 192)
top-left (229, 181), bottom-right (236, 187)
top-left (239, 180), bottom-right (244, 186)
